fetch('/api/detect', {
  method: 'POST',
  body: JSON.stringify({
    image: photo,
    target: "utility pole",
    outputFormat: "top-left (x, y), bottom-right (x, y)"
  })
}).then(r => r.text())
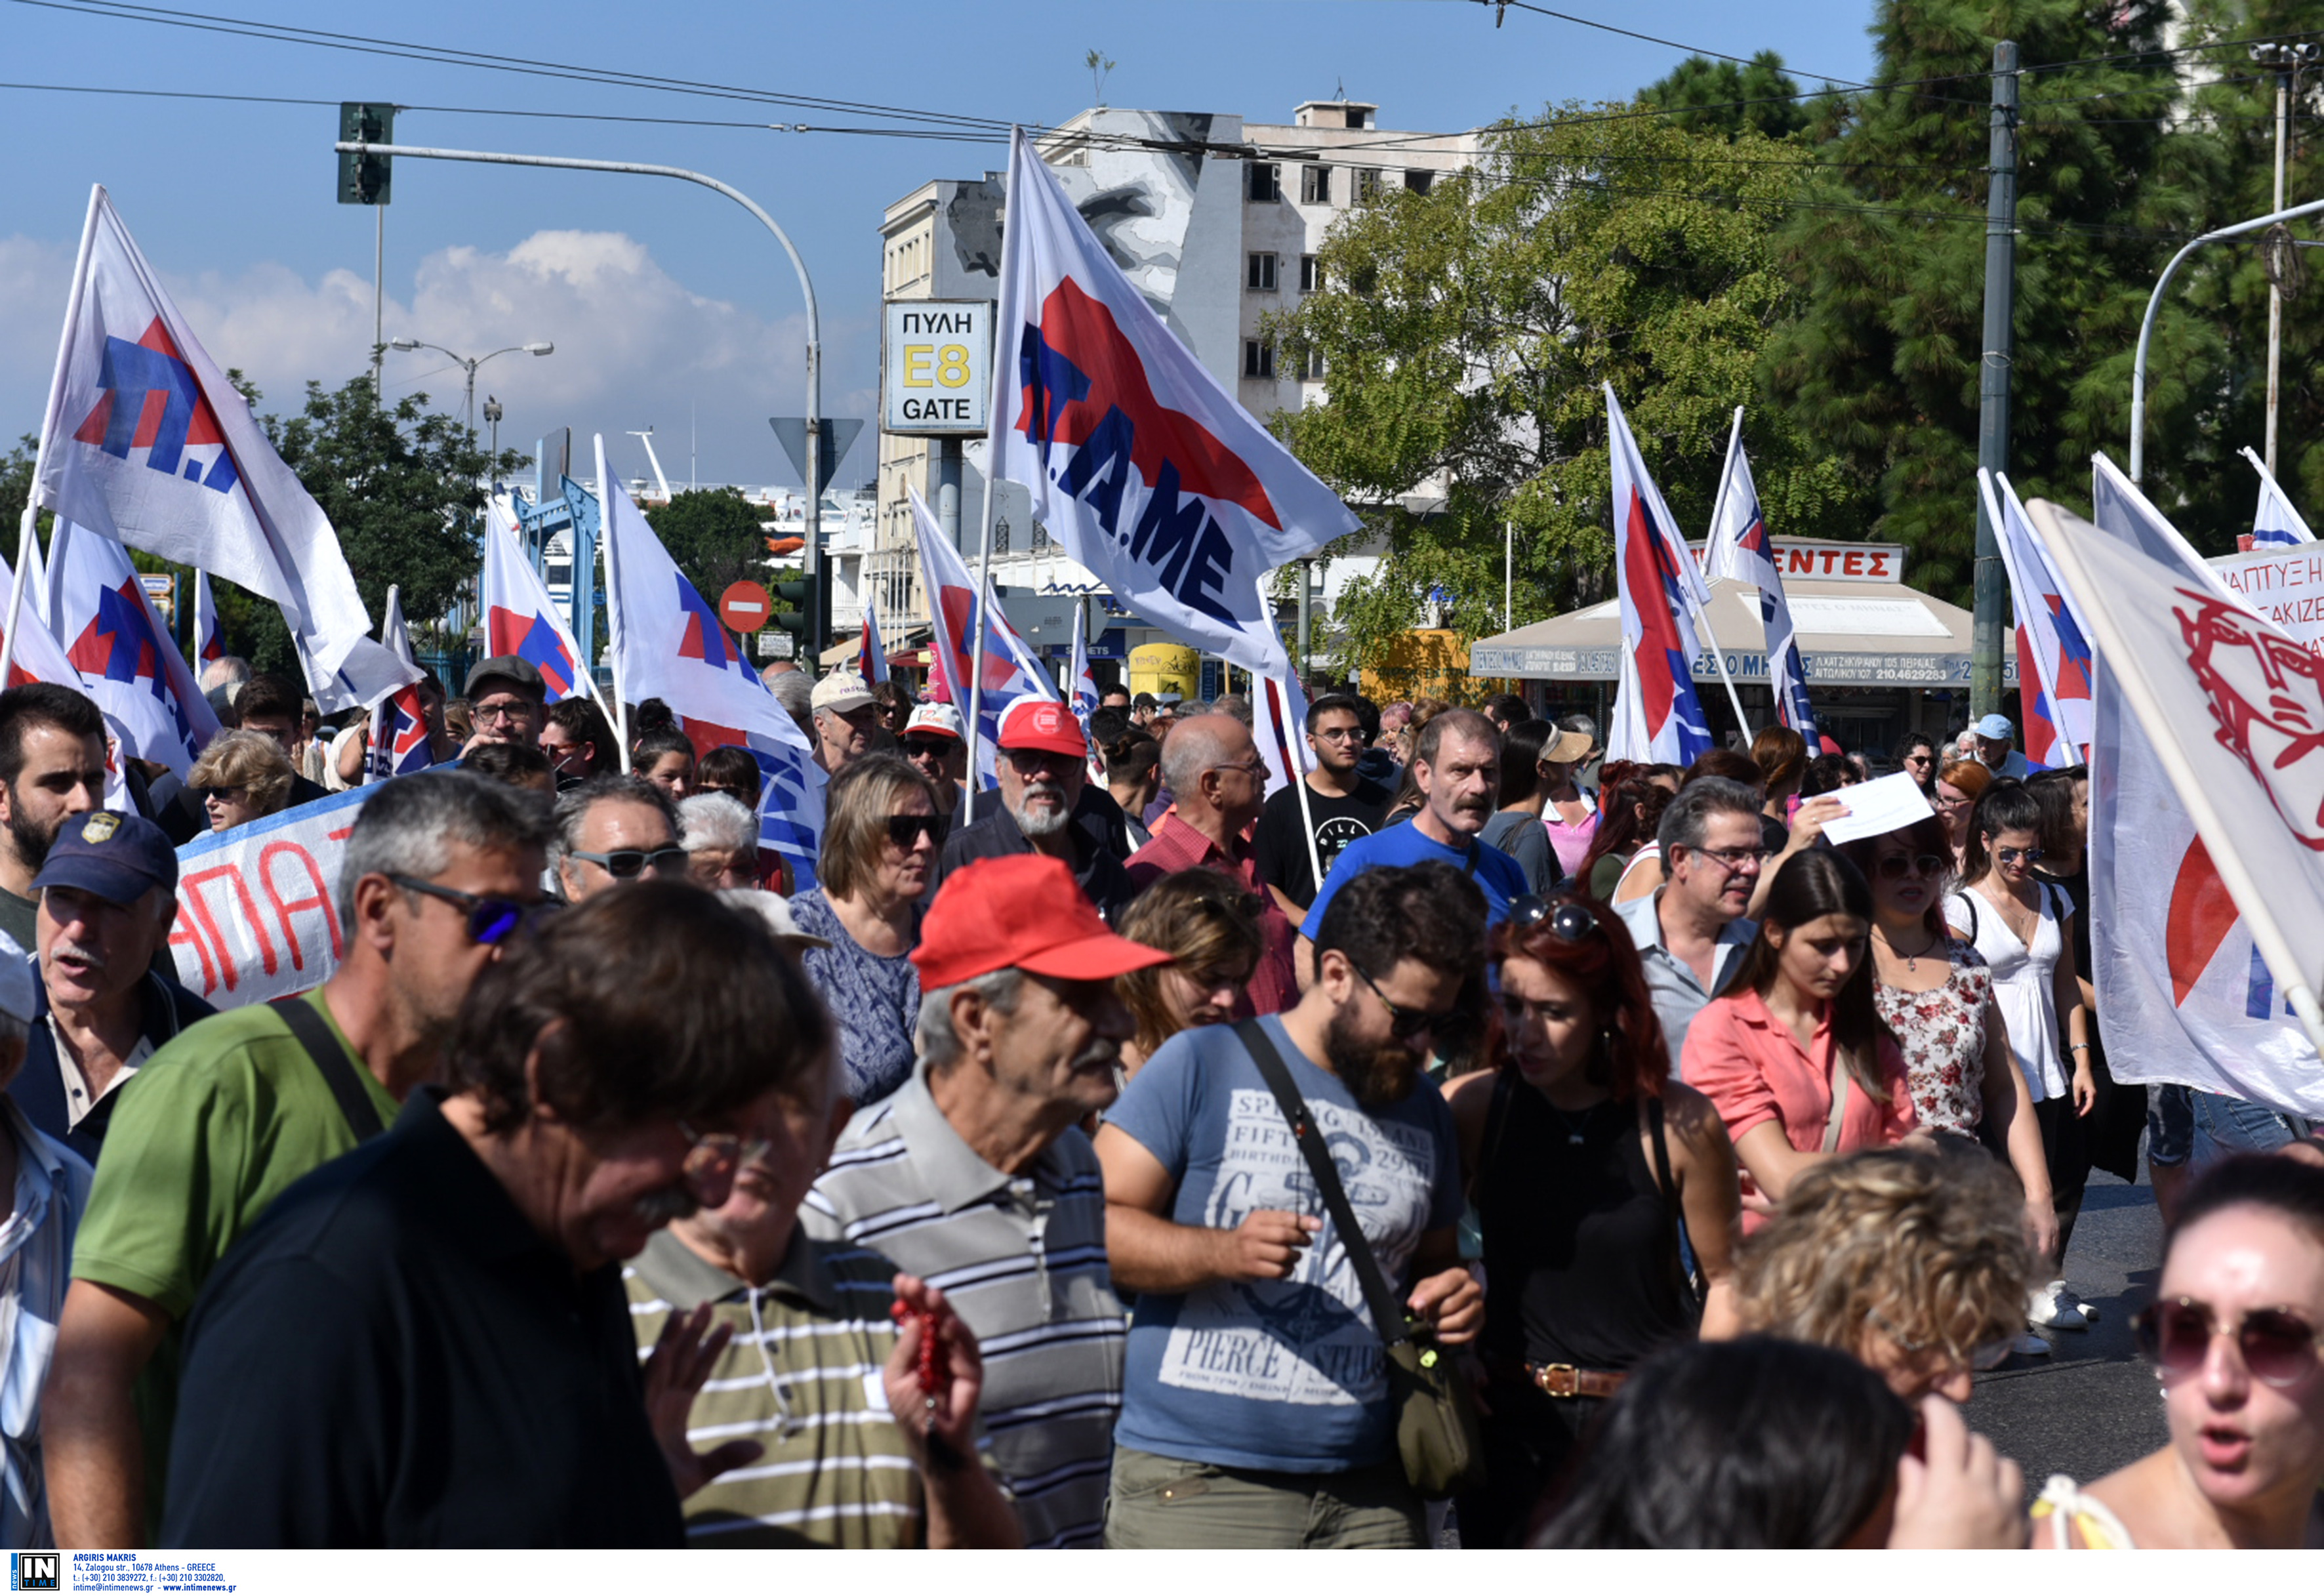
top-left (2252, 42), bottom-right (2318, 474)
top-left (1971, 41), bottom-right (2018, 722)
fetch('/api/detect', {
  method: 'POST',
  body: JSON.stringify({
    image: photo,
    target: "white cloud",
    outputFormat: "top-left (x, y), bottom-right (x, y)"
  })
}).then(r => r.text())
top-left (0, 229), bottom-right (877, 487)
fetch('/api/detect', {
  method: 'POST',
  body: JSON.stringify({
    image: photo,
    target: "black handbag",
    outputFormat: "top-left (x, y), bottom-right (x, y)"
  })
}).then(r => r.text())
top-left (1233, 1019), bottom-right (1486, 1498)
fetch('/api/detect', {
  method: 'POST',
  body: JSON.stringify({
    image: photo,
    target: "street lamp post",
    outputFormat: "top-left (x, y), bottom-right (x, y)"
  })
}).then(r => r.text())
top-left (2250, 43), bottom-right (2319, 474)
top-left (385, 337), bottom-right (553, 443)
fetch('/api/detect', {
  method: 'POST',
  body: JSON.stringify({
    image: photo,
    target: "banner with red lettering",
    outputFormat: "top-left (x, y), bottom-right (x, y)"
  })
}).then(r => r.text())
top-left (169, 786), bottom-right (373, 1008)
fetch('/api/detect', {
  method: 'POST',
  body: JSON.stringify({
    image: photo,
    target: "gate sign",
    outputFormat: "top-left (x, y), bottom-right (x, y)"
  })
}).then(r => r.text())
top-left (719, 580), bottom-right (773, 636)
top-left (169, 786), bottom-right (374, 1008)
top-left (882, 299), bottom-right (992, 435)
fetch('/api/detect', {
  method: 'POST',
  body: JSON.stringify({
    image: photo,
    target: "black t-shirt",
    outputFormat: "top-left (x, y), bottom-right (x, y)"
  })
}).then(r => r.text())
top-left (162, 1088), bottom-right (684, 1548)
top-left (1253, 776), bottom-right (1394, 910)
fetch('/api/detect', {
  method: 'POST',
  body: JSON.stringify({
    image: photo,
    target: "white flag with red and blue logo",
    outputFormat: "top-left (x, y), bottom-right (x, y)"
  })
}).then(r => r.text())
top-left (910, 486), bottom-right (1053, 785)
top-left (1702, 411), bottom-right (1813, 739)
top-left (2243, 446), bottom-right (2317, 548)
top-left (857, 596), bottom-right (891, 685)
top-left (1251, 670), bottom-right (1313, 800)
top-left (364, 585), bottom-right (436, 783)
top-left (599, 437), bottom-right (823, 886)
top-left (43, 520), bottom-right (219, 775)
top-left (481, 495), bottom-right (589, 705)
top-left (989, 128), bottom-right (1355, 678)
top-left (194, 569), bottom-right (224, 667)
top-left (30, 186), bottom-right (413, 714)
top-left (1604, 386), bottom-right (1713, 766)
top-left (1982, 469), bottom-right (2093, 768)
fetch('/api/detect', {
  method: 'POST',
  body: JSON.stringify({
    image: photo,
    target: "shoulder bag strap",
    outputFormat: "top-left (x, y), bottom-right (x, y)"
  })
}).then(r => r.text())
top-left (270, 996), bottom-right (386, 1143)
top-left (1470, 1066), bottom-right (1518, 1206)
top-left (1643, 1094), bottom-right (1707, 1311)
top-left (1233, 1018), bottom-right (1415, 1347)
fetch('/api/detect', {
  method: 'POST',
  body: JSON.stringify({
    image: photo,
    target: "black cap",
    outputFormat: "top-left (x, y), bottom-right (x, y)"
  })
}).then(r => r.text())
top-left (31, 810), bottom-right (178, 905)
top-left (465, 654), bottom-right (546, 700)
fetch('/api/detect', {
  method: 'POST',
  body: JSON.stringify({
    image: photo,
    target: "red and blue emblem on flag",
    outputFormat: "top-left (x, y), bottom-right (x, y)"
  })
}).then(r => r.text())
top-left (44, 520), bottom-right (218, 774)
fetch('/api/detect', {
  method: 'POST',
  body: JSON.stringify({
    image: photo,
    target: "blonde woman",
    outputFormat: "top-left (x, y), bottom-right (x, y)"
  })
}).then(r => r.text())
top-left (1112, 869), bottom-right (1263, 1079)
top-left (188, 729), bottom-right (296, 834)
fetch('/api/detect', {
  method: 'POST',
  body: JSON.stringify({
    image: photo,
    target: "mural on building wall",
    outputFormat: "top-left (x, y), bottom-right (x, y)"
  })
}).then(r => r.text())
top-left (1050, 111), bottom-right (1216, 327)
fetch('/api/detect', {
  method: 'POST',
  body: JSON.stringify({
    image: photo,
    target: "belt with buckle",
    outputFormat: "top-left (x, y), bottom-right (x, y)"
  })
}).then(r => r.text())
top-left (1526, 1361), bottom-right (1627, 1400)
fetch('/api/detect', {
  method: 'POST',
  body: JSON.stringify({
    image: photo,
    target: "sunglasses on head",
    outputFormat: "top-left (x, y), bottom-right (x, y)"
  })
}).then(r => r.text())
top-left (567, 846), bottom-right (690, 880)
top-left (1507, 894), bottom-right (1602, 944)
top-left (1874, 852), bottom-right (1949, 880)
top-left (2134, 1297), bottom-right (2322, 1388)
top-left (886, 813), bottom-right (948, 849)
top-left (386, 874), bottom-right (554, 945)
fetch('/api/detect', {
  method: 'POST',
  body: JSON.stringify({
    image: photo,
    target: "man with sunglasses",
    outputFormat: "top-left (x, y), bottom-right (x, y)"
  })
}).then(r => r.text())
top-left (900, 703), bottom-right (968, 819)
top-left (935, 696), bottom-right (1136, 921)
top-left (159, 884), bottom-right (803, 1547)
top-left (1254, 694), bottom-right (1393, 918)
top-left (1127, 715), bottom-right (1299, 1015)
top-left (1097, 861), bottom-right (1485, 1549)
top-left (1614, 777), bottom-right (1765, 1074)
top-left (45, 771), bottom-right (554, 1547)
top-left (551, 775), bottom-right (688, 904)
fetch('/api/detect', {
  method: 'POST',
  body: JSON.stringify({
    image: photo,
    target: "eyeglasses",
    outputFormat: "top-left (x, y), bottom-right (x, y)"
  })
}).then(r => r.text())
top-left (1994, 845), bottom-right (2045, 865)
top-left (1349, 962), bottom-right (1459, 1041)
top-left (1507, 895), bottom-right (1601, 943)
top-left (1873, 853), bottom-right (1950, 881)
top-left (886, 813), bottom-right (948, 849)
top-left (1689, 845), bottom-right (1769, 872)
top-left (2133, 1297), bottom-right (2323, 1388)
top-left (1933, 789), bottom-right (1970, 808)
top-left (567, 846), bottom-right (690, 880)
top-left (1867, 1307), bottom-right (2016, 1372)
top-left (473, 701), bottom-right (534, 725)
top-left (199, 785), bottom-right (249, 805)
top-left (386, 874), bottom-right (554, 945)
top-left (1311, 726), bottom-right (1366, 743)
top-left (1206, 760), bottom-right (1269, 782)
top-left (677, 1120), bottom-right (773, 1191)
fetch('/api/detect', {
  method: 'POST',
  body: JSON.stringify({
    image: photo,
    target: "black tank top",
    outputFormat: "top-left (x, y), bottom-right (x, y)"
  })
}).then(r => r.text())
top-left (1477, 1074), bottom-right (1694, 1370)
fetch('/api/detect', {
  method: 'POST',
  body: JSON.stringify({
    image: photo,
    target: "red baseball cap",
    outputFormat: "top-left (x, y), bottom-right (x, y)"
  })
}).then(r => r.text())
top-left (996, 695), bottom-right (1089, 760)
top-left (912, 853), bottom-right (1172, 989)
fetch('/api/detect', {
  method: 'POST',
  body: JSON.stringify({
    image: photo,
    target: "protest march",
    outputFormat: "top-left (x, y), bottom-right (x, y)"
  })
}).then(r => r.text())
top-left (6, 6), bottom-right (2324, 1572)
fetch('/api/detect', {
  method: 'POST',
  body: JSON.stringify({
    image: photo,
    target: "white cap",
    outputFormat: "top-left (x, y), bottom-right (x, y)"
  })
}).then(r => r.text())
top-left (903, 701), bottom-right (965, 742)
top-left (810, 671), bottom-right (876, 715)
top-left (0, 930), bottom-right (36, 1024)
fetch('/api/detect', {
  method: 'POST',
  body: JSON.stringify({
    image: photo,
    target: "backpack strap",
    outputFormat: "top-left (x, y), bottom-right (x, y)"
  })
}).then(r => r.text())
top-left (270, 996), bottom-right (386, 1143)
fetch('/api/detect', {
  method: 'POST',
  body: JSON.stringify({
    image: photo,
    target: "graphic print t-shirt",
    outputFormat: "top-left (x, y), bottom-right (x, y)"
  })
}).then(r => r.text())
top-left (1103, 1017), bottom-right (1463, 1473)
top-left (1252, 778), bottom-right (1393, 910)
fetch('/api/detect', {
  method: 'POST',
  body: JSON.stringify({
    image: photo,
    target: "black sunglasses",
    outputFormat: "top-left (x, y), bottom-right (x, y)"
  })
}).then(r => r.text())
top-left (567, 846), bottom-right (691, 880)
top-left (1349, 962), bottom-right (1460, 1041)
top-left (1507, 894), bottom-right (1601, 943)
top-left (886, 813), bottom-right (949, 849)
top-left (1874, 853), bottom-right (1950, 881)
top-left (386, 874), bottom-right (554, 945)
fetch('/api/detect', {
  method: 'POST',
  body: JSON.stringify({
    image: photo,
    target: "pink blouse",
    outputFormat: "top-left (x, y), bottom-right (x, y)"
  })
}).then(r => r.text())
top-left (1682, 987), bottom-right (1919, 1232)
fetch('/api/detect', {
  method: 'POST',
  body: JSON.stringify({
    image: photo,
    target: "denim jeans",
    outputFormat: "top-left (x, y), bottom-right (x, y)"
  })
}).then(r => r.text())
top-left (2188, 1089), bottom-right (2310, 1171)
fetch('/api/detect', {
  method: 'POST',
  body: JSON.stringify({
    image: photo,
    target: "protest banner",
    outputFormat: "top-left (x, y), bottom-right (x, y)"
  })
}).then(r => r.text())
top-left (168, 786), bottom-right (373, 1008)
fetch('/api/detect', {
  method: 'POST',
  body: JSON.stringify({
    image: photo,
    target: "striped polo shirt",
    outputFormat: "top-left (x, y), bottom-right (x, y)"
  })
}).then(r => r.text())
top-left (624, 1226), bottom-right (928, 1547)
top-left (803, 1061), bottom-right (1126, 1550)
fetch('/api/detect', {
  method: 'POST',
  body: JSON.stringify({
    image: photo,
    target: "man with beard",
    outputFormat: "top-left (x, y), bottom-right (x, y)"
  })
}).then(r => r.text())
top-left (1297, 708), bottom-right (1523, 981)
top-left (1095, 861), bottom-right (1486, 1548)
top-left (803, 853), bottom-right (1163, 1548)
top-left (934, 695), bottom-right (1135, 920)
top-left (0, 684), bottom-right (108, 954)
top-left (43, 771), bottom-right (552, 1547)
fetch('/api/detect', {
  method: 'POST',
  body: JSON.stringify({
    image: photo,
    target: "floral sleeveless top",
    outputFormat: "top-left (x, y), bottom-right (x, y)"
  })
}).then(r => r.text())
top-left (1871, 939), bottom-right (1993, 1135)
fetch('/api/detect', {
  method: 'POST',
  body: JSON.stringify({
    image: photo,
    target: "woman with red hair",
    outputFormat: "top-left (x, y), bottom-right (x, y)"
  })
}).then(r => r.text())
top-left (1446, 893), bottom-right (1744, 1547)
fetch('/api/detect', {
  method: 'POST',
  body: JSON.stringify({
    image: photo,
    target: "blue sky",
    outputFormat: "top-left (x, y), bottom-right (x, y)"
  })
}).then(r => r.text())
top-left (0, 0), bottom-right (1883, 489)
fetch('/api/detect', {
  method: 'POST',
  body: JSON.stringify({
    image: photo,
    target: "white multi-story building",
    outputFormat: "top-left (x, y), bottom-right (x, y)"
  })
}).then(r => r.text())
top-left (869, 96), bottom-right (1484, 674)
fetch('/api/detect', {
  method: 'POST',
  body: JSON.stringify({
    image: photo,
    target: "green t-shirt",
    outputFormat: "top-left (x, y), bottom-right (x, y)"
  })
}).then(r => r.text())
top-left (70, 988), bottom-right (400, 1530)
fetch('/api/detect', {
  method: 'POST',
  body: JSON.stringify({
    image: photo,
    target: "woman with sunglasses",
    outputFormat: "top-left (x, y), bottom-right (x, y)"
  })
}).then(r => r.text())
top-left (1113, 870), bottom-right (1265, 1080)
top-left (1445, 893), bottom-right (1743, 1546)
top-left (1685, 851), bottom-right (1918, 1233)
top-left (187, 729), bottom-right (295, 835)
top-left (1837, 819), bottom-right (2057, 1290)
top-left (2033, 1155), bottom-right (2324, 1548)
top-left (1932, 759), bottom-right (1990, 875)
top-left (786, 754), bottom-right (945, 1107)
top-left (1947, 780), bottom-right (2094, 1336)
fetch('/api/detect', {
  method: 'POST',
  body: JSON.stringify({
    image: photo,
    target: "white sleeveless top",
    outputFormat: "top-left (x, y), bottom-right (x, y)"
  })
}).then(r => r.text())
top-left (1945, 880), bottom-right (2069, 1103)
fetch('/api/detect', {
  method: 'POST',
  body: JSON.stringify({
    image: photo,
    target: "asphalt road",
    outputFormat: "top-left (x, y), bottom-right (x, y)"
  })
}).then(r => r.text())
top-left (1962, 1160), bottom-right (2169, 1498)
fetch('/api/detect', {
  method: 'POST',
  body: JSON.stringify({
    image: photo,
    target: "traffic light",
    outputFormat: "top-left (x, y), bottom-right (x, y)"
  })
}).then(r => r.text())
top-left (338, 103), bottom-right (395, 205)
top-left (773, 575), bottom-right (813, 663)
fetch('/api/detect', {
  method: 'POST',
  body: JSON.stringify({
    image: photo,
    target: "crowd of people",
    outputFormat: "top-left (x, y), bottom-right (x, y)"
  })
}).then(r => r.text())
top-left (0, 650), bottom-right (2313, 1552)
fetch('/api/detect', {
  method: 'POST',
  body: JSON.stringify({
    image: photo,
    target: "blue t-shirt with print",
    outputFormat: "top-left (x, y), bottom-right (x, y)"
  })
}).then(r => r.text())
top-left (1300, 817), bottom-right (1529, 939)
top-left (1104, 1015), bottom-right (1463, 1473)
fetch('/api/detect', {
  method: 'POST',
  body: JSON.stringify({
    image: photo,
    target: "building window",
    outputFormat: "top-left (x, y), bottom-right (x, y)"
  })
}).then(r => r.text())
top-left (1404, 169), bottom-right (1433, 195)
top-left (992, 516), bottom-right (1011, 557)
top-left (1346, 107), bottom-right (1370, 129)
top-left (1299, 255), bottom-right (1322, 293)
top-left (1032, 521), bottom-right (1051, 552)
top-left (1302, 348), bottom-right (1326, 381)
top-left (1244, 340), bottom-right (1275, 380)
top-left (1354, 168), bottom-right (1382, 202)
top-left (1248, 161), bottom-right (1280, 202)
top-left (1301, 164), bottom-right (1332, 205)
top-left (1247, 252), bottom-right (1277, 291)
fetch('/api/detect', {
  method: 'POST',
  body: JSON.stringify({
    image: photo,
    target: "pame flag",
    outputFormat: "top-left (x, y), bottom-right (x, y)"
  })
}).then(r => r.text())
top-left (30, 186), bottom-right (413, 713)
top-left (598, 437), bottom-right (824, 886)
top-left (1982, 470), bottom-right (2093, 767)
top-left (910, 485), bottom-right (1053, 784)
top-left (45, 520), bottom-right (218, 775)
top-left (989, 127), bottom-right (1356, 677)
top-left (1702, 409), bottom-right (1814, 740)
top-left (1604, 386), bottom-right (1713, 766)
top-left (365, 586), bottom-right (436, 783)
top-left (2243, 447), bottom-right (2317, 547)
top-left (194, 569), bottom-right (223, 666)
top-left (481, 495), bottom-right (587, 704)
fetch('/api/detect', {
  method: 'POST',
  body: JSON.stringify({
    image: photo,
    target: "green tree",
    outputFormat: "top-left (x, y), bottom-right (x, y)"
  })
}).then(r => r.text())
top-left (1269, 106), bottom-right (1859, 672)
top-left (1639, 50), bottom-right (1818, 142)
top-left (645, 488), bottom-right (773, 604)
top-left (1760, 0), bottom-right (2229, 599)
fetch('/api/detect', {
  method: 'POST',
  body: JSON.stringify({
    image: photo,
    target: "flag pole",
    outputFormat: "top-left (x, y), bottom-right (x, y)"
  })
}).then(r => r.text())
top-left (595, 435), bottom-right (634, 774)
top-left (1281, 678), bottom-right (1326, 898)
